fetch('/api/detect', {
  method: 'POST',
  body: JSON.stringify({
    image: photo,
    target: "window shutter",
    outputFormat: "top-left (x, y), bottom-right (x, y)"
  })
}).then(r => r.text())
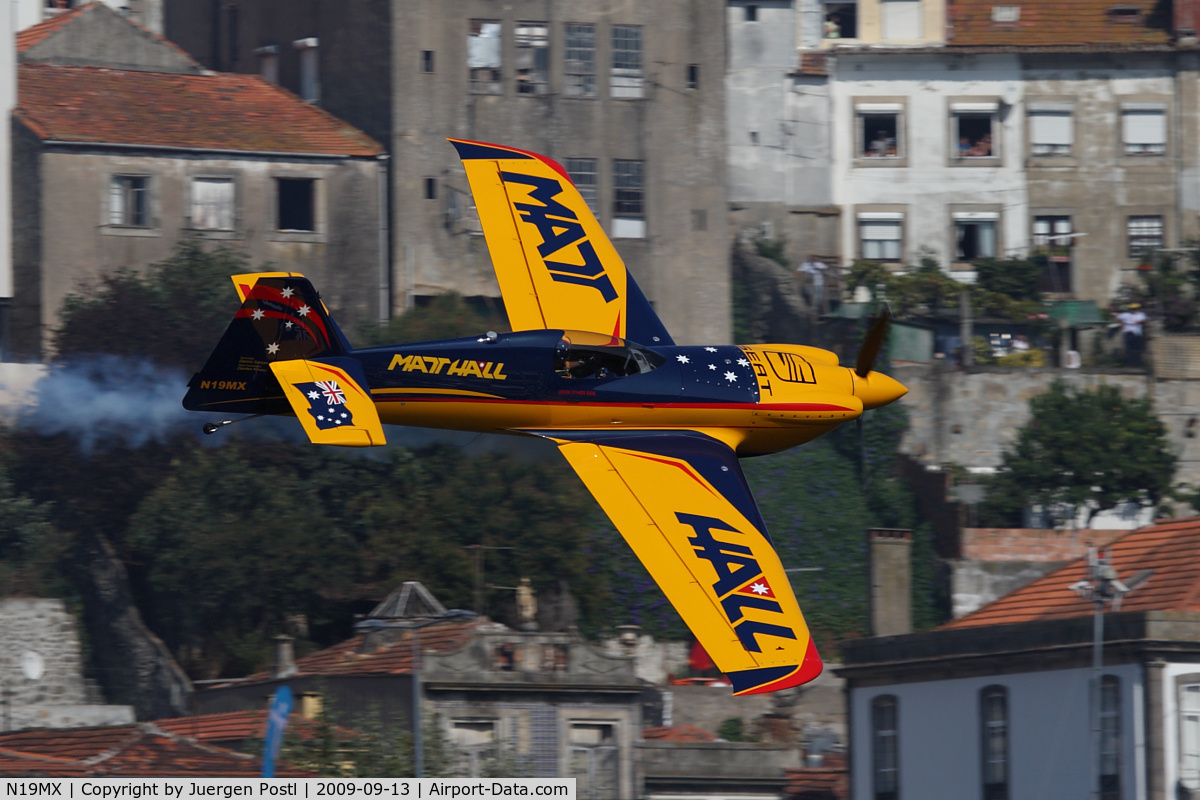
top-left (1030, 111), bottom-right (1073, 145)
top-left (1123, 109), bottom-right (1166, 144)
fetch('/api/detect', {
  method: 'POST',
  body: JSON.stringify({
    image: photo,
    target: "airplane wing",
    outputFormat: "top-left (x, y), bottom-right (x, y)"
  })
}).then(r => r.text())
top-left (552, 430), bottom-right (821, 694)
top-left (269, 357), bottom-right (386, 447)
top-left (449, 139), bottom-right (674, 347)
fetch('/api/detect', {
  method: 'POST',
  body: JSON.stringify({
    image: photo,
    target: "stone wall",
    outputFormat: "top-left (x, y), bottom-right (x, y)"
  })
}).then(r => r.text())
top-left (895, 365), bottom-right (1200, 486)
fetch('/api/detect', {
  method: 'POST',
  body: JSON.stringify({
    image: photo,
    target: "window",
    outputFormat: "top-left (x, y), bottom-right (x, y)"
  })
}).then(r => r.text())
top-left (955, 213), bottom-right (998, 261)
top-left (569, 722), bottom-right (619, 800)
top-left (746, 4), bottom-right (759, 21)
top-left (276, 178), bottom-right (315, 232)
top-left (611, 25), bottom-right (643, 99)
top-left (882, 0), bottom-right (922, 39)
top-left (451, 719), bottom-right (497, 778)
top-left (613, 159), bottom-right (644, 238)
top-left (567, 158), bottom-right (599, 216)
top-left (860, 214), bottom-right (903, 261)
top-left (1100, 676), bottom-right (1121, 800)
top-left (424, 178), bottom-right (437, 201)
top-left (190, 177), bottom-right (234, 231)
top-left (515, 22), bottom-right (548, 95)
top-left (872, 695), bottom-right (898, 800)
top-left (293, 37), bottom-right (319, 103)
top-left (565, 23), bottom-right (596, 97)
top-left (255, 45), bottom-right (279, 84)
top-left (469, 20), bottom-right (502, 94)
top-left (992, 5), bottom-right (1021, 21)
top-left (109, 175), bottom-right (149, 227)
top-left (1181, 684), bottom-right (1200, 789)
top-left (1033, 215), bottom-right (1073, 292)
top-left (687, 64), bottom-right (699, 90)
top-left (952, 102), bottom-right (998, 159)
top-left (1122, 104), bottom-right (1166, 155)
top-left (1128, 215), bottom-right (1163, 258)
top-left (1029, 105), bottom-right (1073, 155)
top-left (981, 687), bottom-right (1008, 800)
top-left (857, 104), bottom-right (902, 159)
top-left (825, 2), bottom-right (859, 38)
top-left (227, 4), bottom-right (239, 67)
top-left (422, 50), bottom-right (435, 73)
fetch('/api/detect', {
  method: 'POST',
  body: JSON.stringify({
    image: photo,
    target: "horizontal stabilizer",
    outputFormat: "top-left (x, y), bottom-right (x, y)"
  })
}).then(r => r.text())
top-left (269, 358), bottom-right (386, 447)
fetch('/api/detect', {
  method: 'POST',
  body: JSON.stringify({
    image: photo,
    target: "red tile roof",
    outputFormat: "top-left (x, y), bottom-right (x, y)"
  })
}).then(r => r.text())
top-left (155, 710), bottom-right (359, 746)
top-left (0, 724), bottom-right (312, 777)
top-left (784, 752), bottom-right (848, 800)
top-left (16, 64), bottom-right (383, 157)
top-left (948, 0), bottom-right (1172, 47)
top-left (15, 5), bottom-right (89, 52)
top-left (943, 517), bottom-right (1200, 629)
top-left (642, 725), bottom-right (718, 742)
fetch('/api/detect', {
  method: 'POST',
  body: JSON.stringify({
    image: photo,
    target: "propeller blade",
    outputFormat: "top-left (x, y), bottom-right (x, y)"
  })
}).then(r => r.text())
top-left (858, 415), bottom-right (865, 487)
top-left (855, 306), bottom-right (893, 378)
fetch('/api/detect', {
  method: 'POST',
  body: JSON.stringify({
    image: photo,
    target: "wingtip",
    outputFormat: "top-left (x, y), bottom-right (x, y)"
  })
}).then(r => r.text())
top-left (728, 639), bottom-right (823, 695)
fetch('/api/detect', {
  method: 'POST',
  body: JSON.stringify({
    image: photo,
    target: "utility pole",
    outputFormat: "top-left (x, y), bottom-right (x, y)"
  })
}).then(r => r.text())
top-left (1069, 547), bottom-right (1151, 800)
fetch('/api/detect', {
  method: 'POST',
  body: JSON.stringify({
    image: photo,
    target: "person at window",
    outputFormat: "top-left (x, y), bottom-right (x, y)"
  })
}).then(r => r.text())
top-left (1011, 334), bottom-right (1030, 352)
top-left (959, 137), bottom-right (972, 157)
top-left (969, 133), bottom-right (992, 157)
top-left (1116, 304), bottom-right (1147, 367)
top-left (870, 131), bottom-right (889, 158)
top-left (824, 13), bottom-right (841, 38)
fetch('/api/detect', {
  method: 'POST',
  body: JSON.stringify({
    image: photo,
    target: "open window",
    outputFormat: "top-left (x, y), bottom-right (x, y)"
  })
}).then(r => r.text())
top-left (109, 175), bottom-right (150, 227)
top-left (954, 212), bottom-right (998, 261)
top-left (554, 333), bottom-right (665, 380)
top-left (276, 178), bottom-right (315, 232)
top-left (952, 102), bottom-right (999, 160)
top-left (857, 103), bottom-right (903, 160)
top-left (824, 1), bottom-right (858, 38)
top-left (469, 20), bottom-right (502, 94)
top-left (515, 22), bottom-right (549, 95)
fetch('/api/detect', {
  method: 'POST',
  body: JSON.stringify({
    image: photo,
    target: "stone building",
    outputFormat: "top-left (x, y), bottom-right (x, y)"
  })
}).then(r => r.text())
top-left (839, 516), bottom-right (1200, 800)
top-left (163, 0), bottom-right (732, 345)
top-left (9, 4), bottom-right (386, 359)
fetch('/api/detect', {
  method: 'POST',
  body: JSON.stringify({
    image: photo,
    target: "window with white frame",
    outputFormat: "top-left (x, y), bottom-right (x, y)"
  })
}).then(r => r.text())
top-left (1127, 215), bottom-right (1163, 258)
top-left (109, 175), bottom-right (149, 227)
top-left (451, 719), bottom-right (497, 778)
top-left (611, 25), bottom-right (643, 99)
top-left (1100, 676), bottom-right (1121, 800)
top-left (955, 212), bottom-right (998, 261)
top-left (1122, 104), bottom-right (1167, 155)
top-left (857, 104), bottom-right (903, 159)
top-left (567, 158), bottom-right (599, 217)
top-left (293, 37), bottom-right (319, 103)
top-left (881, 0), bottom-right (922, 39)
top-left (860, 213), bottom-right (903, 261)
top-left (565, 23), bottom-right (596, 98)
top-left (1029, 104), bottom-right (1073, 155)
top-left (872, 695), bottom-right (898, 800)
top-left (515, 22), bottom-right (548, 95)
top-left (190, 177), bottom-right (234, 231)
top-left (568, 722), bottom-right (619, 800)
top-left (468, 20), bottom-right (502, 94)
top-left (980, 686), bottom-right (1008, 800)
top-left (1182, 684), bottom-right (1200, 789)
top-left (952, 102), bottom-right (998, 159)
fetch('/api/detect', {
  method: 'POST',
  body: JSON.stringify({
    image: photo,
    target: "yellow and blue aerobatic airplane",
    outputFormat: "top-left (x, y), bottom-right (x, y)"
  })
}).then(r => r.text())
top-left (183, 139), bottom-right (907, 695)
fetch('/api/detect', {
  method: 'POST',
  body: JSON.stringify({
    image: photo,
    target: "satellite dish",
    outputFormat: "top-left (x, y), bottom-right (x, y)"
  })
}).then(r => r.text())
top-left (21, 650), bottom-right (44, 681)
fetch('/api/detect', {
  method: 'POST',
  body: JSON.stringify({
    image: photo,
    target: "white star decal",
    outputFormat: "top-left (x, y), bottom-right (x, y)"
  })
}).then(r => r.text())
top-left (676, 354), bottom-right (690, 364)
top-left (317, 415), bottom-right (325, 421)
top-left (281, 287), bottom-right (294, 298)
top-left (708, 364), bottom-right (717, 370)
top-left (297, 305), bottom-right (311, 316)
top-left (266, 343), bottom-right (280, 355)
top-left (251, 309), bottom-right (265, 321)
top-left (335, 419), bottom-right (343, 425)
top-left (284, 321), bottom-right (294, 329)
top-left (705, 346), bottom-right (718, 352)
top-left (750, 582), bottom-right (770, 595)
top-left (307, 391), bottom-right (320, 400)
top-left (737, 358), bottom-right (750, 367)
top-left (724, 371), bottom-right (738, 382)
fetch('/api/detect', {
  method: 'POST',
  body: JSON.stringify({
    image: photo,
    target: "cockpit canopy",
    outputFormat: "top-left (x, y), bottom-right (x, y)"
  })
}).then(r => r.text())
top-left (554, 331), bottom-right (666, 379)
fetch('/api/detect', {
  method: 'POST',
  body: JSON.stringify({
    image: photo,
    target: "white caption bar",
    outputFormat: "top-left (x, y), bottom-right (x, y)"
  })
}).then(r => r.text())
top-left (1, 779), bottom-right (575, 800)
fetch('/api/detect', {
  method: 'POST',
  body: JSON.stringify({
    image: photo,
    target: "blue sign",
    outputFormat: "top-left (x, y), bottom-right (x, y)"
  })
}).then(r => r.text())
top-left (262, 685), bottom-right (294, 778)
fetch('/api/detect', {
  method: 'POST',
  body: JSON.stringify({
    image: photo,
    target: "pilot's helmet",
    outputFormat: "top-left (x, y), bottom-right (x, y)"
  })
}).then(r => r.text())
top-left (555, 337), bottom-right (571, 357)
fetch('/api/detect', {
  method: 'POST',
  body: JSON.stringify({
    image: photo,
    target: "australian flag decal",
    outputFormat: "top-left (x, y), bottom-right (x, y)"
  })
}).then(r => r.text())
top-left (294, 381), bottom-right (355, 430)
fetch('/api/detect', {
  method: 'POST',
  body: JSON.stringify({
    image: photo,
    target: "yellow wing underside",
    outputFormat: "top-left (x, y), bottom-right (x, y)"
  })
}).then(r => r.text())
top-left (556, 437), bottom-right (822, 694)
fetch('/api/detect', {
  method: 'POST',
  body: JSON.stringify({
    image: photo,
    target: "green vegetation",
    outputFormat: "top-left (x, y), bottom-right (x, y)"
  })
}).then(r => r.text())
top-left (983, 382), bottom-right (1176, 526)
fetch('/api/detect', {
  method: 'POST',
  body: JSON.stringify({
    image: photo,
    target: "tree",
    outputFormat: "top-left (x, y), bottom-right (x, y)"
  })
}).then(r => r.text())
top-left (984, 382), bottom-right (1176, 526)
top-left (0, 428), bottom-right (69, 597)
top-left (354, 293), bottom-right (509, 348)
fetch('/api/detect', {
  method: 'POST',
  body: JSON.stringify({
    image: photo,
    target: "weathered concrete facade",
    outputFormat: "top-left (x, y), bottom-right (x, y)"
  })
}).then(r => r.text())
top-left (166, 0), bottom-right (732, 345)
top-left (12, 144), bottom-right (385, 358)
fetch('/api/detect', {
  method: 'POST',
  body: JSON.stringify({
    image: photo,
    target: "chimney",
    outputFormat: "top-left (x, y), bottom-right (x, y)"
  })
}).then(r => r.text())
top-left (868, 528), bottom-right (912, 636)
top-left (272, 634), bottom-right (297, 679)
top-left (1176, 0), bottom-right (1199, 44)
